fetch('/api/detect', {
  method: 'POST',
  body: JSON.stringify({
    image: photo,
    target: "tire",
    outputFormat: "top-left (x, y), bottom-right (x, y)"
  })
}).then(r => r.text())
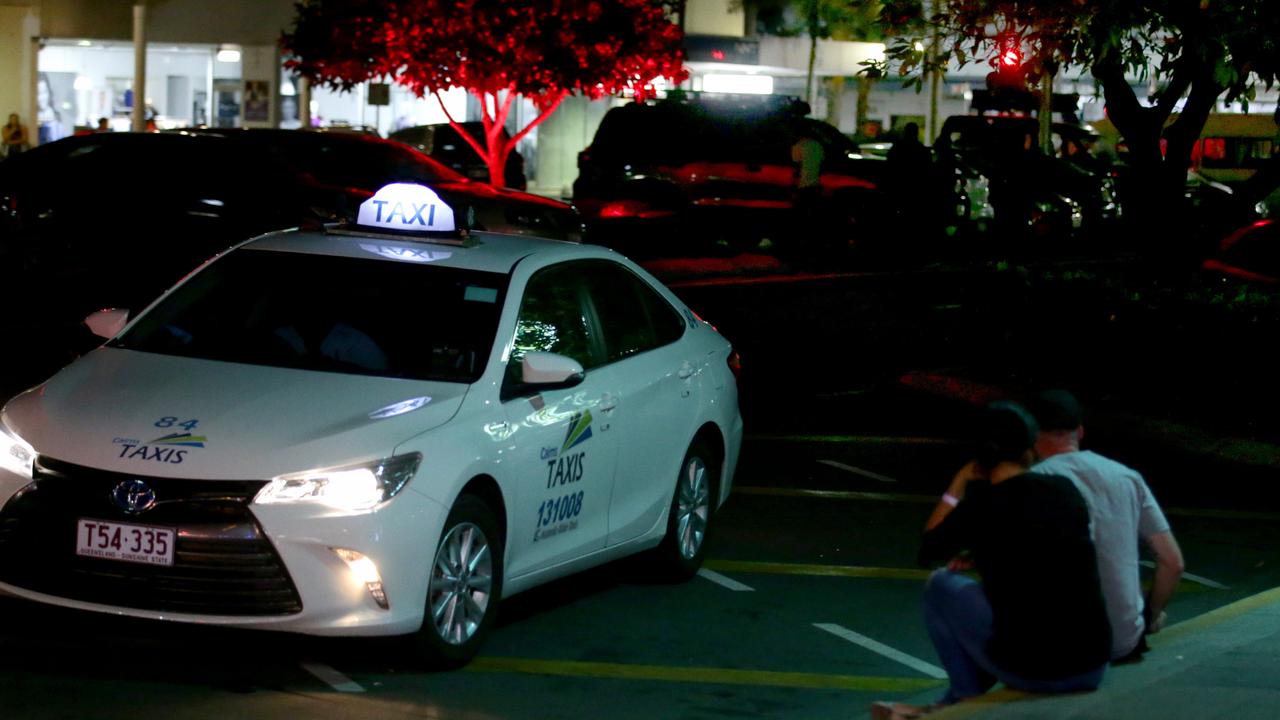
top-left (650, 441), bottom-right (717, 582)
top-left (411, 493), bottom-right (503, 668)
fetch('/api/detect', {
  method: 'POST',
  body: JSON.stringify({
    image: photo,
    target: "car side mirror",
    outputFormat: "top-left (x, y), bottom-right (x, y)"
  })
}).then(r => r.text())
top-left (522, 351), bottom-right (585, 387)
top-left (84, 308), bottom-right (130, 339)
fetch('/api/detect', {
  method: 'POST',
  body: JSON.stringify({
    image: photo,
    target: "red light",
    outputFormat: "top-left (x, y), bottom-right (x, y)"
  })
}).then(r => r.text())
top-left (1000, 48), bottom-right (1020, 67)
top-left (596, 199), bottom-right (676, 220)
top-left (600, 199), bottom-right (651, 218)
top-left (727, 350), bottom-right (741, 380)
top-left (711, 49), bottom-right (725, 61)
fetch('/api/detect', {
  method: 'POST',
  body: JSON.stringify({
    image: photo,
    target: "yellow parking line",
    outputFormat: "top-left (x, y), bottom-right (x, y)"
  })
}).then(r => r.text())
top-left (736, 486), bottom-right (1280, 523)
top-left (705, 559), bottom-right (933, 581)
top-left (746, 434), bottom-right (958, 445)
top-left (466, 657), bottom-right (944, 692)
top-left (734, 486), bottom-right (935, 503)
top-left (1164, 507), bottom-right (1280, 522)
top-left (706, 560), bottom-right (1215, 593)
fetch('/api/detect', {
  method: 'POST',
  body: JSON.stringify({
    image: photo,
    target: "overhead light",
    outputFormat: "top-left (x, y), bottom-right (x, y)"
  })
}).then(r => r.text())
top-left (702, 73), bottom-right (773, 95)
top-left (216, 44), bottom-right (241, 63)
top-left (73, 76), bottom-right (93, 91)
top-left (77, 40), bottom-right (93, 47)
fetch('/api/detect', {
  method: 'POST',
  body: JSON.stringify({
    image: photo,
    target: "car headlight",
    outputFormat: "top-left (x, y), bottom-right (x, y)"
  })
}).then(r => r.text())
top-left (0, 422), bottom-right (36, 480)
top-left (255, 452), bottom-right (422, 511)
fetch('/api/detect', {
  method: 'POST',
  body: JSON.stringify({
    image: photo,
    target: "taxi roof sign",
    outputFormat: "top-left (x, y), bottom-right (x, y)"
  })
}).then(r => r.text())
top-left (356, 183), bottom-right (457, 235)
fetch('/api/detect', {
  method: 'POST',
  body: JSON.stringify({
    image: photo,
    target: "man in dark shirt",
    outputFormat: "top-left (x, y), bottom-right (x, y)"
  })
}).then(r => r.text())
top-left (873, 402), bottom-right (1111, 719)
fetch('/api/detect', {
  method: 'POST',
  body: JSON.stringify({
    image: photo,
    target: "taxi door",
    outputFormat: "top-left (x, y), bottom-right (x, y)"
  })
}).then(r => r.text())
top-left (578, 263), bottom-right (699, 547)
top-left (501, 263), bottom-right (619, 578)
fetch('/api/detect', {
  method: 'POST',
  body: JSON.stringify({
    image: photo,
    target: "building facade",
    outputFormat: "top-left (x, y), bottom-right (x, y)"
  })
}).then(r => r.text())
top-left (6, 1), bottom-right (1258, 198)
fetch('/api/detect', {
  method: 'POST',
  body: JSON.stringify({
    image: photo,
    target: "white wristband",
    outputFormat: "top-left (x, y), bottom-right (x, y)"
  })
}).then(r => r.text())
top-left (941, 493), bottom-right (960, 507)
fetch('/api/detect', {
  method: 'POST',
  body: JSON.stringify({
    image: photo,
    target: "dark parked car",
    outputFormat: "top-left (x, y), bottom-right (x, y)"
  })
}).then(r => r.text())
top-left (572, 94), bottom-right (884, 256)
top-left (1204, 218), bottom-right (1280, 284)
top-left (933, 115), bottom-right (1122, 240)
top-left (178, 128), bottom-right (579, 241)
top-left (0, 132), bottom-right (324, 396)
top-left (0, 130), bottom-right (581, 399)
top-left (389, 122), bottom-right (527, 190)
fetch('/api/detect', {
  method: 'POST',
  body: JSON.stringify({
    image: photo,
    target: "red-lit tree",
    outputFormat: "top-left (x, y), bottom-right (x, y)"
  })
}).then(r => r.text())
top-left (873, 1), bottom-right (1280, 256)
top-left (283, 0), bottom-right (687, 188)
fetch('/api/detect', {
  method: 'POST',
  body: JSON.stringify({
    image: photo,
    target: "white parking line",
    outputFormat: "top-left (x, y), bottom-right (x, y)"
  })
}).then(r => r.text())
top-left (698, 568), bottom-right (755, 592)
top-left (1139, 561), bottom-right (1229, 589)
top-left (817, 460), bottom-right (898, 484)
top-left (813, 623), bottom-right (948, 679)
top-left (301, 661), bottom-right (366, 693)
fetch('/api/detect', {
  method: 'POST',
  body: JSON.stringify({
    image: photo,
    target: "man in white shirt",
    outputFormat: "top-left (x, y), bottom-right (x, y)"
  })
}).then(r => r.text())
top-left (1028, 390), bottom-right (1185, 662)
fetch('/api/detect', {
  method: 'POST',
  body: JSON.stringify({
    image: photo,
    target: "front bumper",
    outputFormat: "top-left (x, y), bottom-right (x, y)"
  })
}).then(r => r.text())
top-left (0, 457), bottom-right (447, 636)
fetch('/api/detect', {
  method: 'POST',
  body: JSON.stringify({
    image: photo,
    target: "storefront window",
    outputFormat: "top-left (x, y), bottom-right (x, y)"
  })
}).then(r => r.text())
top-left (39, 40), bottom-right (239, 133)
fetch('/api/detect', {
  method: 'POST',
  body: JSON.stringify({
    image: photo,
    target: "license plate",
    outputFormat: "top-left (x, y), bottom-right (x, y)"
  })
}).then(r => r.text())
top-left (76, 518), bottom-right (176, 566)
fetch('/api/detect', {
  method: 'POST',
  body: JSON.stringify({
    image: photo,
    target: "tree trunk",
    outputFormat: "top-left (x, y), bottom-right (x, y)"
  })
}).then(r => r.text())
top-left (825, 76), bottom-right (845, 129)
top-left (856, 76), bottom-right (872, 137)
top-left (806, 34), bottom-right (818, 108)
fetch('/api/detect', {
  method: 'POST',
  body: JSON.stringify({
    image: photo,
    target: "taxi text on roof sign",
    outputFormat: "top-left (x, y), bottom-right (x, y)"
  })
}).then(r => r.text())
top-left (357, 183), bottom-right (456, 234)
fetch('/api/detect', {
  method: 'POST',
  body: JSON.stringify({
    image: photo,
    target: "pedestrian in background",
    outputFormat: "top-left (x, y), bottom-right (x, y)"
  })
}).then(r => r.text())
top-left (1028, 389), bottom-right (1185, 663)
top-left (3, 113), bottom-right (30, 160)
top-left (886, 122), bottom-right (943, 256)
top-left (873, 401), bottom-right (1111, 719)
top-left (788, 118), bottom-right (832, 262)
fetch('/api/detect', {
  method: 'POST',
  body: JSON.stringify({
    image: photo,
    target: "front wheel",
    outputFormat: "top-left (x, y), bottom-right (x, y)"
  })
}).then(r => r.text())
top-left (411, 494), bottom-right (503, 668)
top-left (650, 441), bottom-right (716, 582)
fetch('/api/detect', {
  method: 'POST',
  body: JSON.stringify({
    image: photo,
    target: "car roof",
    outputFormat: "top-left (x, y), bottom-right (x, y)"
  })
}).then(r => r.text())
top-left (175, 127), bottom-right (469, 178)
top-left (242, 226), bottom-right (613, 275)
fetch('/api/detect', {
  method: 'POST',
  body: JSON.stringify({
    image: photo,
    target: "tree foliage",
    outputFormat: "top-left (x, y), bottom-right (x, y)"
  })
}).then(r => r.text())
top-left (749, 1), bottom-right (882, 105)
top-left (283, 0), bottom-right (687, 187)
top-left (874, 0), bottom-right (1280, 198)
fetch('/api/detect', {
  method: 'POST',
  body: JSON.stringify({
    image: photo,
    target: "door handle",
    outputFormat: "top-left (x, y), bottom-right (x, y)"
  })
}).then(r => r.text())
top-left (599, 393), bottom-right (618, 412)
top-left (678, 362), bottom-right (695, 380)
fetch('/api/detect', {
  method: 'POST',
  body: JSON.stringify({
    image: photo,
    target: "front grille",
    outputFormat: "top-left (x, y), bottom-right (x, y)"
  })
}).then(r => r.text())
top-left (0, 457), bottom-right (303, 616)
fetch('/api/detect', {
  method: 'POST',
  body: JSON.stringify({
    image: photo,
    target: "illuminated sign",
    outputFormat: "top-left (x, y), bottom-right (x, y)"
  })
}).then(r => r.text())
top-left (357, 183), bottom-right (456, 234)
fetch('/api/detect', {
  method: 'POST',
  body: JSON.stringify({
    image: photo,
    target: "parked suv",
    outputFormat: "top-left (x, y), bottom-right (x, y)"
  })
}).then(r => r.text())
top-left (933, 115), bottom-right (1122, 240)
top-left (572, 94), bottom-right (884, 255)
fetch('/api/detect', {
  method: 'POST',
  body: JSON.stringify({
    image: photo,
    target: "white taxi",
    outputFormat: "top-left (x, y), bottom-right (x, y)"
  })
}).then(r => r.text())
top-left (0, 183), bottom-right (742, 665)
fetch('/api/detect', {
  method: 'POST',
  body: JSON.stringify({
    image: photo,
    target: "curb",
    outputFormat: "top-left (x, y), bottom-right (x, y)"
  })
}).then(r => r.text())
top-left (863, 583), bottom-right (1280, 720)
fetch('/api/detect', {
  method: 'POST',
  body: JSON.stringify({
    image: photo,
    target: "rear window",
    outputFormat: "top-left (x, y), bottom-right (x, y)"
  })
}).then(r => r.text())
top-left (590, 102), bottom-right (800, 166)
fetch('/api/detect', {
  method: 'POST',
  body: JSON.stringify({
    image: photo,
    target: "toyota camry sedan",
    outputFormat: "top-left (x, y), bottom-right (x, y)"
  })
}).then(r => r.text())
top-left (0, 182), bottom-right (742, 666)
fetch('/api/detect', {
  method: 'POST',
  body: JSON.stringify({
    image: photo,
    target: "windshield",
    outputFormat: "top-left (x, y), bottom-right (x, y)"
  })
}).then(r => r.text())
top-left (112, 248), bottom-right (507, 382)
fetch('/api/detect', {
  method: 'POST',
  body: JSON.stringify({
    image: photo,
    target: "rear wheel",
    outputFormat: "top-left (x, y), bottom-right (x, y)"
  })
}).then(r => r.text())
top-left (650, 441), bottom-right (716, 581)
top-left (412, 494), bottom-right (503, 668)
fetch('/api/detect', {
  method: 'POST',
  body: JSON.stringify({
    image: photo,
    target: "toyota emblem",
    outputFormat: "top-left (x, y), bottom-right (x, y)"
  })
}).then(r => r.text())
top-left (111, 479), bottom-right (157, 514)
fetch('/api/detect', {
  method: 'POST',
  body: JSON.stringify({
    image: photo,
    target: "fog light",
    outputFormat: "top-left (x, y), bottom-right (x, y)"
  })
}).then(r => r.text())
top-left (333, 548), bottom-right (389, 609)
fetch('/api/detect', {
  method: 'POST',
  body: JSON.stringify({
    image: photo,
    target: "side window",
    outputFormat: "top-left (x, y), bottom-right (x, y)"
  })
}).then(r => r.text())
top-left (584, 262), bottom-right (685, 363)
top-left (507, 264), bottom-right (597, 384)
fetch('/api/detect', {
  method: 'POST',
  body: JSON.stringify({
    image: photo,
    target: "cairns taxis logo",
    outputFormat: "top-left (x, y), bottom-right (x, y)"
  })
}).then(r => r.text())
top-left (560, 411), bottom-right (593, 453)
top-left (541, 411), bottom-right (592, 489)
top-left (113, 432), bottom-right (207, 465)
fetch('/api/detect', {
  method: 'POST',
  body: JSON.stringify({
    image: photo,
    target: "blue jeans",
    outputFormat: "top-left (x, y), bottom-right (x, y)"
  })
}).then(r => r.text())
top-left (923, 570), bottom-right (1106, 704)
